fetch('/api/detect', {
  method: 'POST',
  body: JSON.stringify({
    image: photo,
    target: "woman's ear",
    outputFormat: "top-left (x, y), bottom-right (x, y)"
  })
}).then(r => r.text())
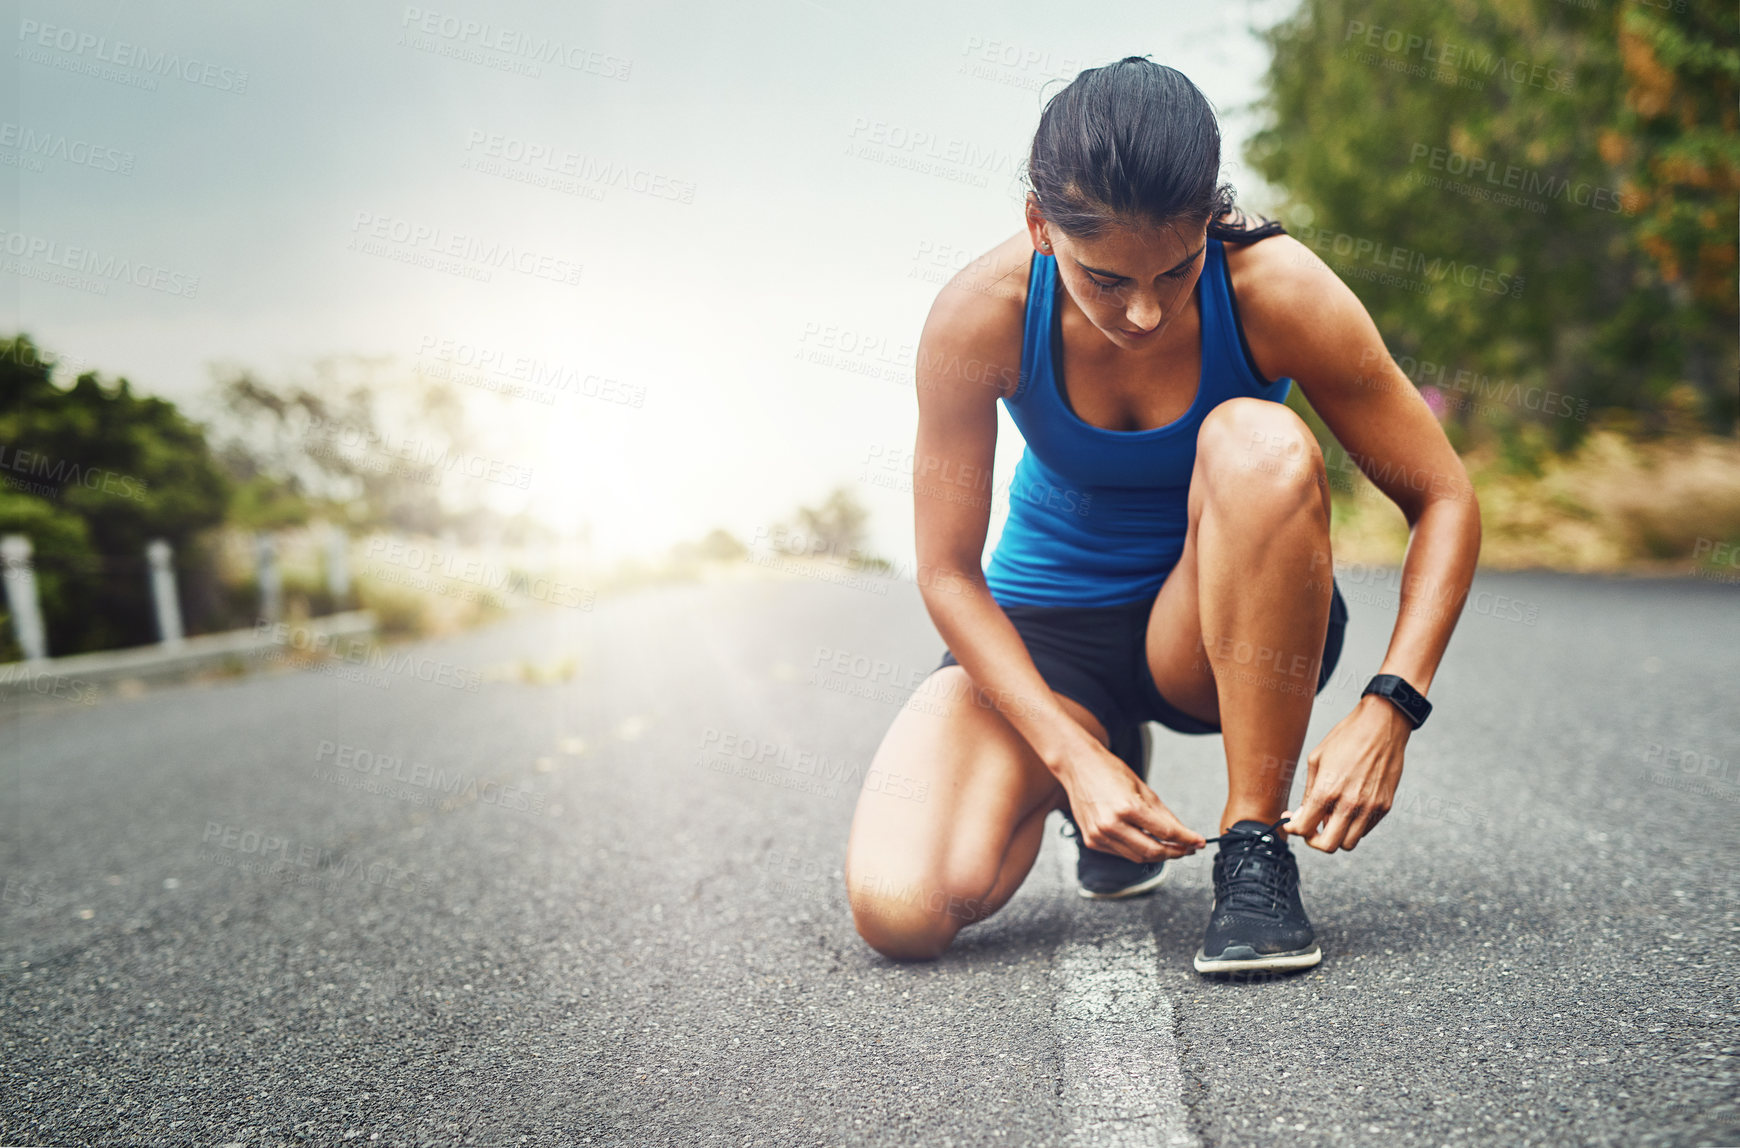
top-left (1023, 197), bottom-right (1053, 254)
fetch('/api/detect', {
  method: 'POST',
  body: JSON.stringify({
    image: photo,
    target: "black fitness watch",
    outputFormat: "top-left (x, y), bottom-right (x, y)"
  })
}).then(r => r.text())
top-left (1362, 673), bottom-right (1432, 730)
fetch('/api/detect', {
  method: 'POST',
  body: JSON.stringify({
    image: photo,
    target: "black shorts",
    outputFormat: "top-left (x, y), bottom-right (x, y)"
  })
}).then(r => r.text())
top-left (933, 579), bottom-right (1348, 737)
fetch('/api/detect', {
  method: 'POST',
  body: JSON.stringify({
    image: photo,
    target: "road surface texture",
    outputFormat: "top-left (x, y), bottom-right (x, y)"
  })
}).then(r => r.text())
top-left (2, 567), bottom-right (1736, 1147)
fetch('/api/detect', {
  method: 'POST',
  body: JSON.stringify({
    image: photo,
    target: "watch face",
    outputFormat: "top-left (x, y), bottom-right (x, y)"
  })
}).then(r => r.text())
top-left (1366, 675), bottom-right (1428, 727)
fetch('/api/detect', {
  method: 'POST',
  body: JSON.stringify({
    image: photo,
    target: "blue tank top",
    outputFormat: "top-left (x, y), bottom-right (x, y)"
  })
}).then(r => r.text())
top-left (983, 237), bottom-right (1293, 608)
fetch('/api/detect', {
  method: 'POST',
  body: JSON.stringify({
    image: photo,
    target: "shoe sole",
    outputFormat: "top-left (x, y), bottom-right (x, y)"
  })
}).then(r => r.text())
top-left (1077, 863), bottom-right (1170, 900)
top-left (1192, 944), bottom-right (1322, 974)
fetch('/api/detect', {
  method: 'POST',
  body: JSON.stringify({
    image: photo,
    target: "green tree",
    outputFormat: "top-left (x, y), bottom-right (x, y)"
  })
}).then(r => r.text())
top-left (1610, 0), bottom-right (1739, 427)
top-left (1244, 0), bottom-right (1737, 443)
top-left (209, 357), bottom-right (480, 538)
top-left (791, 485), bottom-right (873, 560)
top-left (0, 336), bottom-right (230, 654)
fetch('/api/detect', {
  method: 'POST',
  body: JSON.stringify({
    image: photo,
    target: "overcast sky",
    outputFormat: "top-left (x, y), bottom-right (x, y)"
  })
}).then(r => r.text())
top-left (5, 0), bottom-right (1289, 564)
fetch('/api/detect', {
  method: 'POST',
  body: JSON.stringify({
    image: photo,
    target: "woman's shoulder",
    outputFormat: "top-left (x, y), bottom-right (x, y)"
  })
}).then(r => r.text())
top-left (917, 232), bottom-right (1034, 400)
top-left (927, 231), bottom-right (1034, 331)
top-left (1223, 229), bottom-right (1339, 339)
top-left (1222, 224), bottom-right (1378, 384)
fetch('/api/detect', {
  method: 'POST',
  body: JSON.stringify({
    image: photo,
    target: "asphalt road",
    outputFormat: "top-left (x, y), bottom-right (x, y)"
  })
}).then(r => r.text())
top-left (2, 566), bottom-right (1736, 1147)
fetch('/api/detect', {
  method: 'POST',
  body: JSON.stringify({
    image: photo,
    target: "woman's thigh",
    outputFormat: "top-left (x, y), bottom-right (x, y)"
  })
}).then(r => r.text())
top-left (844, 664), bottom-right (1106, 960)
top-left (1140, 398), bottom-right (1336, 729)
top-left (1142, 506), bottom-right (1220, 726)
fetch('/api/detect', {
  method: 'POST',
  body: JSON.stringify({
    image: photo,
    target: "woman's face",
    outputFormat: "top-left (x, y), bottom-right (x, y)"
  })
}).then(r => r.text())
top-left (1025, 205), bottom-right (1209, 351)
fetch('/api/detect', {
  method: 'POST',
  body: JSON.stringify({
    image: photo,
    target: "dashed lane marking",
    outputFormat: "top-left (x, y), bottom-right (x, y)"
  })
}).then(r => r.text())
top-left (1046, 811), bottom-right (1201, 1147)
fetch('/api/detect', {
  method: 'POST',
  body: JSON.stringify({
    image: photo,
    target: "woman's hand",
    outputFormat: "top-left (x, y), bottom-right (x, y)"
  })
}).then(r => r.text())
top-left (1284, 694), bottom-right (1413, 852)
top-left (1055, 735), bottom-right (1206, 862)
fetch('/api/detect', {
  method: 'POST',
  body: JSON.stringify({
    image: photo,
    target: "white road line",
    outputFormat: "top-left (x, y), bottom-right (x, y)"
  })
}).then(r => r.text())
top-left (1047, 812), bottom-right (1201, 1148)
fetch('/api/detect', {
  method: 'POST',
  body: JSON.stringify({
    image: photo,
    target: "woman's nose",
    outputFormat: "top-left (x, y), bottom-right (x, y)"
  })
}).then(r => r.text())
top-left (1126, 296), bottom-right (1162, 332)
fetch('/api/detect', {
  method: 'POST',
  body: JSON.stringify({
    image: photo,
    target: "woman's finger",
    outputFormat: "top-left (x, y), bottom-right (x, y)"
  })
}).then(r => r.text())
top-left (1128, 798), bottom-right (1205, 853)
top-left (1286, 790), bottom-right (1332, 841)
top-left (1310, 800), bottom-right (1360, 853)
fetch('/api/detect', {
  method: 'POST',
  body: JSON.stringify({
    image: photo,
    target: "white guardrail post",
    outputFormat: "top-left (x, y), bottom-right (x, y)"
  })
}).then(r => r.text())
top-left (255, 532), bottom-right (282, 624)
top-left (146, 538), bottom-right (185, 646)
top-left (325, 524), bottom-right (351, 607)
top-left (0, 534), bottom-right (48, 661)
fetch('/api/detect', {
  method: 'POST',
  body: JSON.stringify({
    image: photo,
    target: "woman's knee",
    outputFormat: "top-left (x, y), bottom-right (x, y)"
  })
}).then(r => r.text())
top-left (850, 896), bottom-right (959, 961)
top-left (1196, 398), bottom-right (1326, 506)
top-left (846, 870), bottom-right (998, 960)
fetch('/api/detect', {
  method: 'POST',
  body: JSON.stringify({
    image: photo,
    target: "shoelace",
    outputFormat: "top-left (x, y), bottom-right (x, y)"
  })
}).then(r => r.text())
top-left (1202, 816), bottom-right (1297, 919)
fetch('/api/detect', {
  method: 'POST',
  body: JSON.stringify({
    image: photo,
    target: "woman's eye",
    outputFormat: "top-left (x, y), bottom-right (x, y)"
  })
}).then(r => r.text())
top-left (1089, 276), bottom-right (1122, 290)
top-left (1165, 264), bottom-right (1195, 281)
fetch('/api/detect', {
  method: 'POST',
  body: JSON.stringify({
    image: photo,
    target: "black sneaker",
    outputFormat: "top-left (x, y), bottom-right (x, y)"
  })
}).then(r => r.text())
top-left (1193, 816), bottom-right (1322, 974)
top-left (1058, 723), bottom-right (1169, 900)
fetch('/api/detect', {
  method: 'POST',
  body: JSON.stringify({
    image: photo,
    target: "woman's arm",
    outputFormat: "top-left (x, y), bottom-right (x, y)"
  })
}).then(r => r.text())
top-left (911, 247), bottom-right (1205, 861)
top-left (1235, 235), bottom-right (1484, 852)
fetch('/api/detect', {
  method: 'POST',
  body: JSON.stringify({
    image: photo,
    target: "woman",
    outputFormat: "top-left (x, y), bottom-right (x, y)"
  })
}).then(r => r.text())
top-left (844, 57), bottom-right (1480, 974)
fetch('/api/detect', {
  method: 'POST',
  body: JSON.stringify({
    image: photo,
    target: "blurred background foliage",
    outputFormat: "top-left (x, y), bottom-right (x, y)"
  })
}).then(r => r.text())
top-left (1248, 0), bottom-right (1736, 444)
top-left (0, 337), bottom-right (229, 655)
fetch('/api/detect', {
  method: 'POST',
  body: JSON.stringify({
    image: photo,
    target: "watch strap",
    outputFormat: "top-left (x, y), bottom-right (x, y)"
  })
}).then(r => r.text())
top-left (1362, 673), bottom-right (1431, 729)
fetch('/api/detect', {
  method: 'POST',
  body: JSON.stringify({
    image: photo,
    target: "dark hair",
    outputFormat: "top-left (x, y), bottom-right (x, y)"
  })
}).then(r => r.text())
top-left (1026, 56), bottom-right (1282, 243)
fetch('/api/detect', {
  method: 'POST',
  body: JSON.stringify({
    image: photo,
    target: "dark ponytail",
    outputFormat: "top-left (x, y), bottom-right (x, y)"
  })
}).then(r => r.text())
top-left (1026, 56), bottom-right (1283, 244)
